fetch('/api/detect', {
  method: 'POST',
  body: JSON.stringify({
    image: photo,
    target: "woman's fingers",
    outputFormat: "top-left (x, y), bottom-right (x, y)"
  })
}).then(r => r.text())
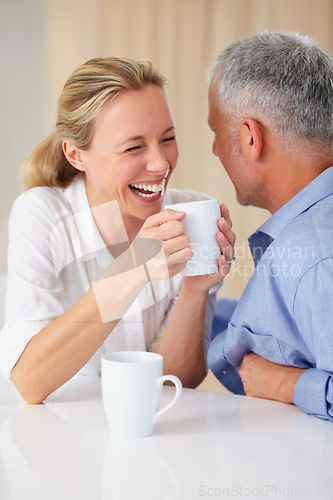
top-left (159, 234), bottom-right (192, 277)
top-left (139, 210), bottom-right (186, 241)
top-left (217, 230), bottom-right (234, 263)
top-left (220, 202), bottom-right (232, 227)
top-left (145, 244), bottom-right (190, 280)
top-left (143, 208), bottom-right (185, 230)
top-left (217, 203), bottom-right (236, 264)
top-left (163, 232), bottom-right (190, 255)
top-left (218, 216), bottom-right (236, 247)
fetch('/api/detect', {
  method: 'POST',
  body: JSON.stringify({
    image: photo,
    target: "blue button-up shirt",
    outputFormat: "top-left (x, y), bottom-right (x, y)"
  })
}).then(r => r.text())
top-left (208, 166), bottom-right (333, 420)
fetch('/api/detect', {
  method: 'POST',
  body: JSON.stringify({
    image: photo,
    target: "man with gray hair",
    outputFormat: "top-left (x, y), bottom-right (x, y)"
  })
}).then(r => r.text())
top-left (207, 31), bottom-right (333, 420)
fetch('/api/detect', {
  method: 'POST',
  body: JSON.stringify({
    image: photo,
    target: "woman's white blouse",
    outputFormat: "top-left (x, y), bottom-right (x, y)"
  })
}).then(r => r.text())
top-left (0, 177), bottom-right (219, 379)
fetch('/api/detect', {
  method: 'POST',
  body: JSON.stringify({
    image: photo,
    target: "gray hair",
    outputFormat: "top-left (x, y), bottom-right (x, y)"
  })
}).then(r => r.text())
top-left (207, 31), bottom-right (333, 152)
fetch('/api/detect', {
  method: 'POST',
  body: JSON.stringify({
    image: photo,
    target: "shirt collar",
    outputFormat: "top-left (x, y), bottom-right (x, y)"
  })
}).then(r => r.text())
top-left (256, 166), bottom-right (333, 241)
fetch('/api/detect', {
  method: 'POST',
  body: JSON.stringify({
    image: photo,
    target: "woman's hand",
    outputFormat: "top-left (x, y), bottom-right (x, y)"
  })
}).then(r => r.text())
top-left (182, 203), bottom-right (236, 294)
top-left (134, 202), bottom-right (235, 288)
top-left (136, 208), bottom-right (192, 280)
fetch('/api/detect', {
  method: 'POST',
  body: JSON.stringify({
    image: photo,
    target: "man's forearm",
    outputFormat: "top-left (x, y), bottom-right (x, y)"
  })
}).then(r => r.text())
top-left (239, 353), bottom-right (307, 403)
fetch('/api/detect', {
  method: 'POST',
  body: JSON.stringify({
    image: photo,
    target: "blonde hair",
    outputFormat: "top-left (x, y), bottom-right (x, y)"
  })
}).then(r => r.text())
top-left (23, 57), bottom-right (167, 190)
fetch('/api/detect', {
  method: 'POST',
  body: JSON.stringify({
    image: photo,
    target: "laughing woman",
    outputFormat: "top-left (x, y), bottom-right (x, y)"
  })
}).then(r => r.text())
top-left (0, 58), bottom-right (235, 403)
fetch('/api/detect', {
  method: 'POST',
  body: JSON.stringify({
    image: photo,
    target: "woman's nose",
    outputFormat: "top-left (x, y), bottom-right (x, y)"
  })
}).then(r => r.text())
top-left (146, 147), bottom-right (170, 174)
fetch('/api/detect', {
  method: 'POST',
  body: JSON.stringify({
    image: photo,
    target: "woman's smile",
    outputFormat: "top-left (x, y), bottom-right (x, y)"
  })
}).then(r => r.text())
top-left (128, 177), bottom-right (166, 199)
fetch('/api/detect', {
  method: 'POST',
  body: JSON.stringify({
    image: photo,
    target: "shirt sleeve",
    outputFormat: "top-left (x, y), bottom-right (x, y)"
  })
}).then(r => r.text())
top-left (0, 190), bottom-right (65, 379)
top-left (293, 258), bottom-right (333, 420)
top-left (211, 297), bottom-right (239, 341)
top-left (207, 297), bottom-right (246, 395)
top-left (203, 285), bottom-right (226, 346)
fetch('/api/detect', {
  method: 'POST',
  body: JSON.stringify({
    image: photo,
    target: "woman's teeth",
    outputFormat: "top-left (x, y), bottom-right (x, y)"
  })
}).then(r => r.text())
top-left (129, 180), bottom-right (165, 198)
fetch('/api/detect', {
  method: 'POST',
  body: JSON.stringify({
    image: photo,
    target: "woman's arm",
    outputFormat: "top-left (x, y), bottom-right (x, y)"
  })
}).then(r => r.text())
top-left (154, 282), bottom-right (211, 388)
top-left (11, 265), bottom-right (148, 404)
top-left (11, 209), bottom-right (189, 404)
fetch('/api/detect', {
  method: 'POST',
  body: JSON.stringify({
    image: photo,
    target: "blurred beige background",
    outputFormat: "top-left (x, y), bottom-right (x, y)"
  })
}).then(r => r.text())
top-left (1, 0), bottom-right (333, 303)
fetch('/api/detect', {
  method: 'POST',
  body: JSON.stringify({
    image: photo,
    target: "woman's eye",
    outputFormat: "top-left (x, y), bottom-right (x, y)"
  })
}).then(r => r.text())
top-left (124, 145), bottom-right (142, 153)
top-left (162, 136), bottom-right (176, 143)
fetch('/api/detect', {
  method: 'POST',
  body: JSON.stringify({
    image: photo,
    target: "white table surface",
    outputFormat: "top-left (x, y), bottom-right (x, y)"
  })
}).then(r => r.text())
top-left (0, 374), bottom-right (332, 500)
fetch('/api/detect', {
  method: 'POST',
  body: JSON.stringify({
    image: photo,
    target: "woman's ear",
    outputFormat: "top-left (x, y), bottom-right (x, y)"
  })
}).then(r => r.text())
top-left (240, 118), bottom-right (263, 162)
top-left (62, 140), bottom-right (86, 171)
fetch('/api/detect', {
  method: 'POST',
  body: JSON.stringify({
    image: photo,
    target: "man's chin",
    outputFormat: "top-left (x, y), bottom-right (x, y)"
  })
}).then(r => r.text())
top-left (235, 192), bottom-right (248, 207)
top-left (236, 190), bottom-right (262, 209)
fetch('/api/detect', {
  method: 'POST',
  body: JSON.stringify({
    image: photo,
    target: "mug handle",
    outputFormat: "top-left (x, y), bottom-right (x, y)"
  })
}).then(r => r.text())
top-left (152, 375), bottom-right (182, 424)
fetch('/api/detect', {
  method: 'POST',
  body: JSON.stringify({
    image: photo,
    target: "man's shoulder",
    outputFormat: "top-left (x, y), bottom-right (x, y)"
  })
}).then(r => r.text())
top-left (291, 197), bottom-right (333, 250)
top-left (260, 204), bottom-right (333, 306)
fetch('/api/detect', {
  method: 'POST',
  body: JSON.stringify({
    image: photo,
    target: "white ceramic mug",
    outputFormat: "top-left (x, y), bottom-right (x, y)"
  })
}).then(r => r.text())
top-left (101, 351), bottom-right (182, 438)
top-left (166, 199), bottom-right (221, 276)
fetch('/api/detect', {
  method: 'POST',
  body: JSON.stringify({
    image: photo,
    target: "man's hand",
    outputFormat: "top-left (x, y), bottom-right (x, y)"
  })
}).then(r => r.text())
top-left (239, 352), bottom-right (307, 404)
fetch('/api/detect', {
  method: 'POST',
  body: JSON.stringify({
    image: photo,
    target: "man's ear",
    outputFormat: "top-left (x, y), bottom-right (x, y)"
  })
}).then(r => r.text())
top-left (240, 118), bottom-right (263, 162)
top-left (62, 139), bottom-right (86, 171)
